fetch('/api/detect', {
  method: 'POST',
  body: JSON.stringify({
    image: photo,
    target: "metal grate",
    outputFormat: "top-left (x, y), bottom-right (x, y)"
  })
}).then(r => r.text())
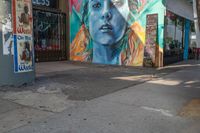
top-left (33, 9), bottom-right (67, 62)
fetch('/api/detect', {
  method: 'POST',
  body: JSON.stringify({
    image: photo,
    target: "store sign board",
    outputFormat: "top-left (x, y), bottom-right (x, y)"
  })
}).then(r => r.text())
top-left (144, 14), bottom-right (158, 67)
top-left (32, 0), bottom-right (50, 6)
top-left (32, 0), bottom-right (57, 8)
top-left (12, 0), bottom-right (34, 73)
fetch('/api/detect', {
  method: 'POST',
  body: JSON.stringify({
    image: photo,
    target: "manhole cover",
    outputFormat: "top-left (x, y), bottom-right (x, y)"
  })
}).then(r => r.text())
top-left (179, 99), bottom-right (200, 118)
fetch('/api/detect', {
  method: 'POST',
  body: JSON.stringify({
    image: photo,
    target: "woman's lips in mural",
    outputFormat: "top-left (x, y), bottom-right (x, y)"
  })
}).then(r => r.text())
top-left (100, 24), bottom-right (113, 33)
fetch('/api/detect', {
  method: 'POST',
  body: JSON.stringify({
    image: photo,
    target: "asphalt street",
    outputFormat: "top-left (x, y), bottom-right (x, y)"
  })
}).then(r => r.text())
top-left (0, 60), bottom-right (200, 133)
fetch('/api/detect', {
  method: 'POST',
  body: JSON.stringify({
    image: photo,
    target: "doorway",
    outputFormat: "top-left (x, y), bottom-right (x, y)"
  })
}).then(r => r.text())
top-left (33, 8), bottom-right (67, 62)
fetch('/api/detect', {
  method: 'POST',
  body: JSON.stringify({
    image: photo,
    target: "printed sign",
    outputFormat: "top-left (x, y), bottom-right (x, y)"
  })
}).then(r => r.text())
top-left (14, 0), bottom-right (33, 35)
top-left (0, 1), bottom-right (13, 55)
top-left (12, 0), bottom-right (34, 73)
top-left (14, 35), bottom-right (34, 73)
top-left (144, 14), bottom-right (158, 67)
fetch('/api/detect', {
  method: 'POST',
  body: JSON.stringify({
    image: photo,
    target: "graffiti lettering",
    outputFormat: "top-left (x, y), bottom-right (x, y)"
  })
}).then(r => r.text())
top-left (32, 0), bottom-right (50, 6)
top-left (17, 25), bottom-right (32, 34)
top-left (38, 22), bottom-right (51, 32)
top-left (18, 64), bottom-right (33, 71)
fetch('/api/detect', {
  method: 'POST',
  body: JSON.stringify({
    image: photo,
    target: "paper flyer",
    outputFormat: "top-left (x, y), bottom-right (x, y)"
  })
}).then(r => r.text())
top-left (12, 0), bottom-right (34, 73)
top-left (14, 35), bottom-right (33, 73)
top-left (0, 1), bottom-right (13, 55)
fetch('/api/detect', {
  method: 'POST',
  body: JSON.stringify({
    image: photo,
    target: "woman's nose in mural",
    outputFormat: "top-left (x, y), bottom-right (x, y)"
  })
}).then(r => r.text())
top-left (101, 1), bottom-right (112, 21)
top-left (102, 11), bottom-right (112, 21)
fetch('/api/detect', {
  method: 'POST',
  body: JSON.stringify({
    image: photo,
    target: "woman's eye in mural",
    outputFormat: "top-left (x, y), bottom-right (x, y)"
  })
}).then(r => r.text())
top-left (129, 0), bottom-right (139, 11)
top-left (111, 0), bottom-right (124, 7)
top-left (92, 2), bottom-right (101, 9)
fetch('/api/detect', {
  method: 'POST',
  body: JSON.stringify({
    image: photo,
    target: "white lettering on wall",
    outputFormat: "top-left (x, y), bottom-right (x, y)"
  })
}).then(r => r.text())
top-left (32, 0), bottom-right (50, 6)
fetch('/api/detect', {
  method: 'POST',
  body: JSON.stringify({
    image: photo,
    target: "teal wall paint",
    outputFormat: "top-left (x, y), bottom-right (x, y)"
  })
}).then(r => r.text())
top-left (69, 0), bottom-right (166, 66)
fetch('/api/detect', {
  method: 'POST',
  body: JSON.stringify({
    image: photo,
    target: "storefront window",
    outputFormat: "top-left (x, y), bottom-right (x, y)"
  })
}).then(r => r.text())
top-left (165, 11), bottom-right (176, 51)
top-left (33, 11), bottom-right (60, 51)
top-left (164, 11), bottom-right (185, 65)
top-left (164, 11), bottom-right (184, 55)
top-left (175, 16), bottom-right (184, 49)
top-left (32, 0), bottom-right (67, 62)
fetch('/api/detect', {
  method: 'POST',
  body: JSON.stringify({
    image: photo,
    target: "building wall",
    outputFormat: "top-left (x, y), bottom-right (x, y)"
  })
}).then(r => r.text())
top-left (69, 0), bottom-right (165, 67)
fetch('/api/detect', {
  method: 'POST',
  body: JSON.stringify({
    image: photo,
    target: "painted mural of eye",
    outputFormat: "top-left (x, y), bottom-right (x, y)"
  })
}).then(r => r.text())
top-left (129, 0), bottom-right (139, 11)
top-left (92, 2), bottom-right (101, 9)
top-left (111, 0), bottom-right (124, 7)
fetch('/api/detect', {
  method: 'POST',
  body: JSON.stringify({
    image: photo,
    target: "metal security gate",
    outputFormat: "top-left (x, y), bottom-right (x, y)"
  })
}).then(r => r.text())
top-left (33, 8), bottom-right (67, 62)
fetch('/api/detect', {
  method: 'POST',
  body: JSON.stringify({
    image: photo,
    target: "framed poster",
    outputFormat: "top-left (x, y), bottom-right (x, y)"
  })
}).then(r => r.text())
top-left (12, 0), bottom-right (34, 73)
top-left (144, 14), bottom-right (158, 67)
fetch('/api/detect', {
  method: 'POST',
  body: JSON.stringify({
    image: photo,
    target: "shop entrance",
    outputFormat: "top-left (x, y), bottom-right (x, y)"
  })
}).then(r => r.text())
top-left (164, 10), bottom-right (185, 65)
top-left (33, 8), bottom-right (67, 62)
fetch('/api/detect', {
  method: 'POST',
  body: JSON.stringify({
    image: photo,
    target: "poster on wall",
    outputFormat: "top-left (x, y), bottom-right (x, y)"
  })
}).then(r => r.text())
top-left (0, 0), bottom-right (13, 55)
top-left (14, 0), bottom-right (32, 35)
top-left (12, 0), bottom-right (34, 73)
top-left (13, 35), bottom-right (33, 73)
top-left (144, 14), bottom-right (158, 67)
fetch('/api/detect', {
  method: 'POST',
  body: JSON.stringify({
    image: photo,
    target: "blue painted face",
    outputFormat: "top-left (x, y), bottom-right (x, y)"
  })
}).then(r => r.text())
top-left (88, 0), bottom-right (130, 46)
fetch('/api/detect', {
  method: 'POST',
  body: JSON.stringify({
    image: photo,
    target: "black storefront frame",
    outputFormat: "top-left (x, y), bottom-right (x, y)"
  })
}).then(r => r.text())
top-left (33, 3), bottom-right (67, 62)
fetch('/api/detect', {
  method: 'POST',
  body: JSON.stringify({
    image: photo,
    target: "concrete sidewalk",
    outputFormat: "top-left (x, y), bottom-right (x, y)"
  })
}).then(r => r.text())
top-left (0, 60), bottom-right (200, 133)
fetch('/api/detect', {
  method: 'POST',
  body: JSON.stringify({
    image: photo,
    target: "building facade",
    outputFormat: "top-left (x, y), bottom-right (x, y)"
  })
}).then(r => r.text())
top-left (0, 0), bottom-right (195, 86)
top-left (70, 0), bottom-right (194, 67)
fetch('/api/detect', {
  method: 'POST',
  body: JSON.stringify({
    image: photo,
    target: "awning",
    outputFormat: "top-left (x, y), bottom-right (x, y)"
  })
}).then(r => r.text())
top-left (166, 0), bottom-right (194, 21)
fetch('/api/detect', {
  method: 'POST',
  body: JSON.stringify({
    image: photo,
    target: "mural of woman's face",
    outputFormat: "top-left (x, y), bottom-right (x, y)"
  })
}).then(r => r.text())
top-left (88, 0), bottom-right (129, 46)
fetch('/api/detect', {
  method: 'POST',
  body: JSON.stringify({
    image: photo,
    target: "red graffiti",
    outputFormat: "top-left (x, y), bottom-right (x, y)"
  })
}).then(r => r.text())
top-left (17, 25), bottom-right (32, 34)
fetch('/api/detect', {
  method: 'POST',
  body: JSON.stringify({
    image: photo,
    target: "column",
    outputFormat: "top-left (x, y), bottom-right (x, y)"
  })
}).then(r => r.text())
top-left (184, 19), bottom-right (191, 60)
top-left (0, 0), bottom-right (35, 86)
